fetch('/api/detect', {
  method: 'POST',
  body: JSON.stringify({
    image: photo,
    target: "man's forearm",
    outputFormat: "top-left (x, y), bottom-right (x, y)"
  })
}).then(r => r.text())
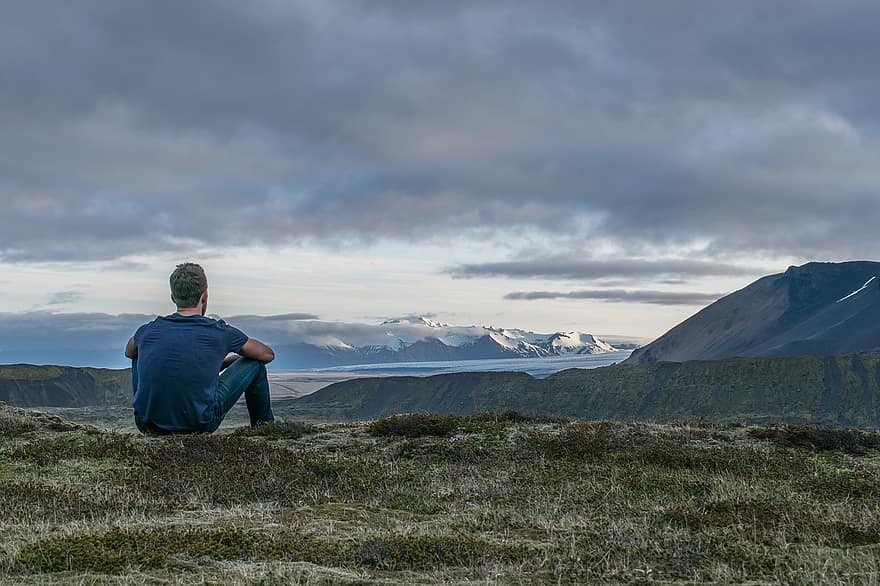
top-left (221, 354), bottom-right (240, 371)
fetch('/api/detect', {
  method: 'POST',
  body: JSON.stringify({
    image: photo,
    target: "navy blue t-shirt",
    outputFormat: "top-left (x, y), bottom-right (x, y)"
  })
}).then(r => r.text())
top-left (132, 314), bottom-right (248, 431)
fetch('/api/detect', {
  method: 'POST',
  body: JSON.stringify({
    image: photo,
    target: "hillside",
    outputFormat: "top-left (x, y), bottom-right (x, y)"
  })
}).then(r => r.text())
top-left (626, 261), bottom-right (880, 364)
top-left (0, 364), bottom-right (130, 407)
top-left (4, 405), bottom-right (880, 583)
top-left (293, 353), bottom-right (880, 427)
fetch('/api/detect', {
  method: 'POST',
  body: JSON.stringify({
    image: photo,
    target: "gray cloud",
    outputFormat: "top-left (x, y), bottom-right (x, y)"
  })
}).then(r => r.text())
top-left (227, 313), bottom-right (319, 322)
top-left (46, 290), bottom-right (83, 305)
top-left (0, 310), bottom-right (585, 367)
top-left (100, 260), bottom-right (150, 272)
top-left (0, 311), bottom-right (330, 366)
top-left (1, 2), bottom-right (880, 262)
top-left (451, 258), bottom-right (758, 281)
top-left (505, 289), bottom-right (725, 306)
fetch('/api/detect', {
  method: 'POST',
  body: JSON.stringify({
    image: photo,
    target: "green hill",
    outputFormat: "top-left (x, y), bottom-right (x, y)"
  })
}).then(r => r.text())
top-left (4, 405), bottom-right (880, 583)
top-left (294, 353), bottom-right (880, 427)
top-left (0, 364), bottom-right (130, 407)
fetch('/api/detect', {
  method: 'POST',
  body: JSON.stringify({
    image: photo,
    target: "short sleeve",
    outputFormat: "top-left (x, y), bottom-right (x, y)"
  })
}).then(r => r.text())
top-left (133, 320), bottom-right (153, 345)
top-left (219, 321), bottom-right (249, 353)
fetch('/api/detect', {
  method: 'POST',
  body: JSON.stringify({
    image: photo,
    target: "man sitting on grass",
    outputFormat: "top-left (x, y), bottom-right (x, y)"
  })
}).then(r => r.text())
top-left (124, 262), bottom-right (276, 434)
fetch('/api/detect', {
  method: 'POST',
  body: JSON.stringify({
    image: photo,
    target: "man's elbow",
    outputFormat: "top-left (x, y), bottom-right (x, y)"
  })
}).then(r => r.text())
top-left (264, 348), bottom-right (276, 364)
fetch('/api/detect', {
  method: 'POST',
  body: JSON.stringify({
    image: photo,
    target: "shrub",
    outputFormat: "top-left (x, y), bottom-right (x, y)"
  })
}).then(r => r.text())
top-left (367, 411), bottom-right (556, 438)
top-left (537, 421), bottom-right (621, 458)
top-left (17, 527), bottom-right (529, 574)
top-left (749, 425), bottom-right (880, 454)
top-left (0, 409), bottom-right (38, 437)
top-left (467, 410), bottom-right (569, 424)
top-left (230, 420), bottom-right (318, 440)
top-left (351, 534), bottom-right (529, 570)
top-left (368, 414), bottom-right (477, 438)
top-left (16, 527), bottom-right (341, 573)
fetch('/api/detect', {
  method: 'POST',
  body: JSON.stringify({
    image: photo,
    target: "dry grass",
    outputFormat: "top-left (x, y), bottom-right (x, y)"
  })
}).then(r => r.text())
top-left (3, 407), bottom-right (880, 584)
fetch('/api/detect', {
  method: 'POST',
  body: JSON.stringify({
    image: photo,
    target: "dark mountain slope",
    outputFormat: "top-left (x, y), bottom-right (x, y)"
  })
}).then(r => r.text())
top-left (293, 371), bottom-right (539, 421)
top-left (626, 261), bottom-right (880, 364)
top-left (293, 353), bottom-right (880, 427)
top-left (0, 364), bottom-right (130, 407)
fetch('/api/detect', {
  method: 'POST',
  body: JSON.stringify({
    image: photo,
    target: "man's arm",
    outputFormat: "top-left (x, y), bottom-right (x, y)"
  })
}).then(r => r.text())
top-left (124, 336), bottom-right (138, 359)
top-left (221, 353), bottom-right (240, 370)
top-left (238, 338), bottom-right (275, 364)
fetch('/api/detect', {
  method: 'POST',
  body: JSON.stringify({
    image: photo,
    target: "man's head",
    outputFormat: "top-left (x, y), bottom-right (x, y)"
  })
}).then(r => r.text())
top-left (170, 263), bottom-right (208, 313)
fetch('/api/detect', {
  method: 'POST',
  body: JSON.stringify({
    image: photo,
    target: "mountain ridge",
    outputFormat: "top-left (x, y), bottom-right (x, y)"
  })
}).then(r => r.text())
top-left (291, 352), bottom-right (880, 427)
top-left (269, 317), bottom-right (619, 368)
top-left (625, 261), bottom-right (880, 364)
top-left (0, 364), bottom-right (131, 407)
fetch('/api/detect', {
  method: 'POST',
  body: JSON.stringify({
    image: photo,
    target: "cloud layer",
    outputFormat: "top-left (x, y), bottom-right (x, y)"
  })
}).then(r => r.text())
top-left (0, 311), bottom-right (636, 367)
top-left (451, 258), bottom-right (757, 281)
top-left (1, 1), bottom-right (880, 263)
top-left (505, 289), bottom-right (725, 306)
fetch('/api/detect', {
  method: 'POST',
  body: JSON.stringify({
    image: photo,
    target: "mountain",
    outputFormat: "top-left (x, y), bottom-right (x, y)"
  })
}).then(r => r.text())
top-left (291, 353), bottom-right (880, 427)
top-left (0, 312), bottom-right (629, 369)
top-left (625, 261), bottom-right (880, 364)
top-left (0, 364), bottom-right (131, 407)
top-left (268, 317), bottom-right (618, 368)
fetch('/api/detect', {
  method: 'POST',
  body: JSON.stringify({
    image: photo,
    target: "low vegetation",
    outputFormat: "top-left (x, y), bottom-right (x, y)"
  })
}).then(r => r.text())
top-left (748, 424), bottom-right (880, 453)
top-left (3, 405), bottom-right (880, 583)
top-left (367, 411), bottom-right (567, 438)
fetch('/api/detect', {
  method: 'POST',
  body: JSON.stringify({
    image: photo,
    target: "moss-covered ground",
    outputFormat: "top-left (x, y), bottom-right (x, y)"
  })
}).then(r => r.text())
top-left (3, 405), bottom-right (880, 584)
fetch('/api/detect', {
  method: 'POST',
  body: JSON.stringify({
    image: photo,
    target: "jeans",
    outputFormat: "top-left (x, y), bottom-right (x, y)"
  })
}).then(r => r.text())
top-left (132, 357), bottom-right (274, 434)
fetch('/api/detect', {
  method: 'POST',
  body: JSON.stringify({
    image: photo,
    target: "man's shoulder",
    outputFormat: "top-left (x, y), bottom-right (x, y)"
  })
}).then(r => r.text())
top-left (135, 317), bottom-right (160, 335)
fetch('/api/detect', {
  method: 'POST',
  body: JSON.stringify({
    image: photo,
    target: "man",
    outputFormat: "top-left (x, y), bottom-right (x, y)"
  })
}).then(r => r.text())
top-left (124, 263), bottom-right (276, 434)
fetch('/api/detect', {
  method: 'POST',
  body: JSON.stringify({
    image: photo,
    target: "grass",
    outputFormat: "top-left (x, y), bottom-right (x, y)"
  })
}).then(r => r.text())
top-left (748, 424), bottom-right (880, 453)
top-left (3, 405), bottom-right (880, 583)
top-left (229, 419), bottom-right (319, 439)
top-left (0, 364), bottom-right (64, 380)
top-left (367, 411), bottom-right (564, 438)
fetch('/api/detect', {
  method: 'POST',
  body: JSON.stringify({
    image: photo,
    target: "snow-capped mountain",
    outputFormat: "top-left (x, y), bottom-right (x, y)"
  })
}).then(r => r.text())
top-left (232, 315), bottom-right (620, 369)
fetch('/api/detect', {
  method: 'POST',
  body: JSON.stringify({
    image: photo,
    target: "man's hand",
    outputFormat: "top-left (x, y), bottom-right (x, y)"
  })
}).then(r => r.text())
top-left (239, 338), bottom-right (275, 364)
top-left (124, 337), bottom-right (138, 359)
top-left (221, 353), bottom-right (240, 371)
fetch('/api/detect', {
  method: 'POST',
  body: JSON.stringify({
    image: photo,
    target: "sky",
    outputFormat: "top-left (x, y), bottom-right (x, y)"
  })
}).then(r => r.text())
top-left (2, 0), bottom-right (879, 348)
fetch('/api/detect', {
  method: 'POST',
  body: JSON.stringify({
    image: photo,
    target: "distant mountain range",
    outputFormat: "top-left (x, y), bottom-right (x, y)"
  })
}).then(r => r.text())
top-left (0, 312), bottom-right (629, 369)
top-left (626, 261), bottom-right (880, 364)
top-left (268, 316), bottom-right (620, 368)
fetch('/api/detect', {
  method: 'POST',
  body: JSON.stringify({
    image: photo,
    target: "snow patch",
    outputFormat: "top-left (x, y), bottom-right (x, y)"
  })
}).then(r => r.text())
top-left (304, 315), bottom-right (618, 357)
top-left (836, 276), bottom-right (877, 303)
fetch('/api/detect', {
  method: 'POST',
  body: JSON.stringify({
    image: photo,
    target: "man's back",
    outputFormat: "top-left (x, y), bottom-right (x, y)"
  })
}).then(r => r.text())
top-left (133, 313), bottom-right (247, 432)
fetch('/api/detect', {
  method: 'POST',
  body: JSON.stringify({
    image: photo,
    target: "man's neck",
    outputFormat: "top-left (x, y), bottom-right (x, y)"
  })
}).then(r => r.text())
top-left (175, 307), bottom-right (203, 317)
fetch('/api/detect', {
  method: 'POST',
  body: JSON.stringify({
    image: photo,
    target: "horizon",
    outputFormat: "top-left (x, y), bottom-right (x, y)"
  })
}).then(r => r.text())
top-left (3, 2), bottom-right (880, 350)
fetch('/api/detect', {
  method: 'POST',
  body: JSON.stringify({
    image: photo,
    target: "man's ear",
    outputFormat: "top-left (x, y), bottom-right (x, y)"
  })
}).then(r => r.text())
top-left (201, 291), bottom-right (208, 305)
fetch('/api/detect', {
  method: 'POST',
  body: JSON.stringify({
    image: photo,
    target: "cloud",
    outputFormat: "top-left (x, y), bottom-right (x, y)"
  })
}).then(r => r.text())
top-left (0, 310), bottom-right (595, 367)
top-left (505, 289), bottom-right (725, 306)
top-left (100, 260), bottom-right (150, 272)
top-left (450, 257), bottom-right (758, 281)
top-left (226, 313), bottom-right (319, 322)
top-left (1, 2), bottom-right (880, 262)
top-left (46, 290), bottom-right (83, 305)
